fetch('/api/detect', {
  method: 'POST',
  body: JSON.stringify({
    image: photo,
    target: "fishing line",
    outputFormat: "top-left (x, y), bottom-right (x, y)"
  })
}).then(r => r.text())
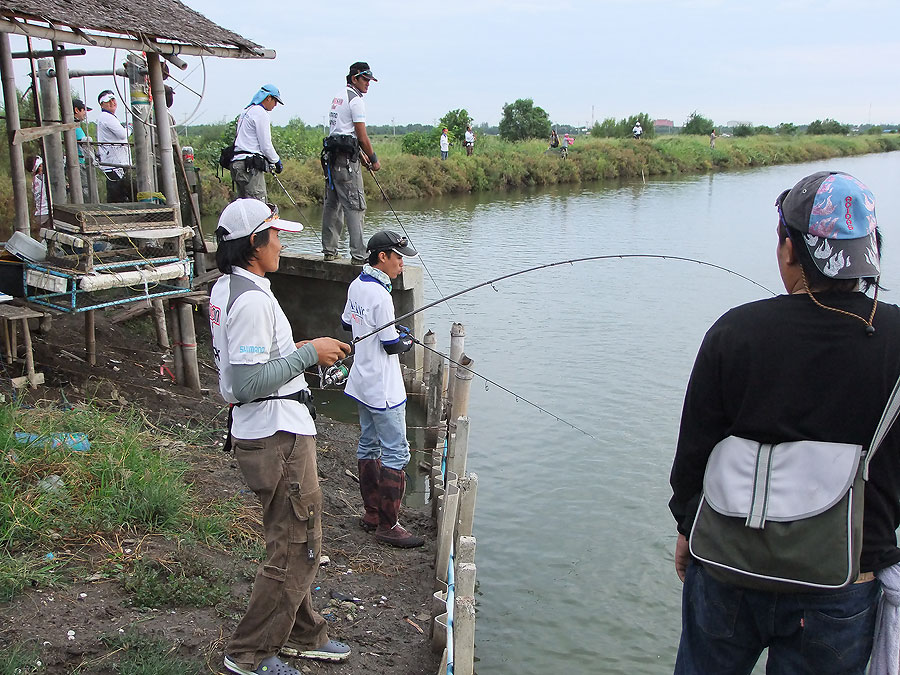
top-left (410, 333), bottom-right (600, 442)
top-left (353, 253), bottom-right (778, 344)
top-left (365, 166), bottom-right (454, 315)
top-left (272, 174), bottom-right (312, 227)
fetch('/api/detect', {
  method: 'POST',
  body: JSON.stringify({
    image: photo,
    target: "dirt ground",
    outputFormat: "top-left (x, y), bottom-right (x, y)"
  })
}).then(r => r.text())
top-left (0, 304), bottom-right (441, 674)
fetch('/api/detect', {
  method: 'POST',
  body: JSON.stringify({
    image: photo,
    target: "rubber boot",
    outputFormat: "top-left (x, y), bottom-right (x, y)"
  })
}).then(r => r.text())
top-left (375, 466), bottom-right (425, 548)
top-left (358, 458), bottom-right (381, 532)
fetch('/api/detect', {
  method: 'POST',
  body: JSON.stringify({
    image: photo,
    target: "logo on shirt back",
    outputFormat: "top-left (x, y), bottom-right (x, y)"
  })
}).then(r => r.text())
top-left (239, 345), bottom-right (266, 354)
top-left (209, 304), bottom-right (221, 325)
top-left (331, 97), bottom-right (343, 109)
top-left (349, 300), bottom-right (367, 319)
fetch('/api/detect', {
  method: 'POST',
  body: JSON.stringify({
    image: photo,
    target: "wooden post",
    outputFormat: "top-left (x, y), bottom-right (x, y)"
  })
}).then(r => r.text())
top-left (453, 596), bottom-right (476, 675)
top-left (2, 319), bottom-right (10, 364)
top-left (84, 310), bottom-right (95, 366)
top-left (177, 301), bottom-right (201, 390)
top-left (167, 301), bottom-right (184, 384)
top-left (53, 43), bottom-right (82, 204)
top-left (152, 300), bottom-right (169, 349)
top-left (457, 473), bottom-right (478, 540)
top-left (37, 58), bottom-right (65, 208)
top-left (0, 34), bottom-right (30, 233)
top-left (21, 318), bottom-right (37, 388)
top-left (447, 415), bottom-right (469, 479)
top-left (447, 322), bottom-right (465, 403)
top-left (146, 52), bottom-right (180, 223)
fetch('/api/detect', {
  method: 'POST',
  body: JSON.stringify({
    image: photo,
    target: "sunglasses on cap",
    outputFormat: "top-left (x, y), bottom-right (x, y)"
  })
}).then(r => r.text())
top-left (249, 203), bottom-right (279, 237)
top-left (354, 70), bottom-right (374, 80)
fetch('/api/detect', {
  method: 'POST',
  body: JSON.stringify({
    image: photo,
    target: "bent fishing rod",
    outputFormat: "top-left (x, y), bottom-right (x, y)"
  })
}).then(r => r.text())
top-left (353, 253), bottom-right (778, 344)
top-left (364, 164), bottom-right (454, 315)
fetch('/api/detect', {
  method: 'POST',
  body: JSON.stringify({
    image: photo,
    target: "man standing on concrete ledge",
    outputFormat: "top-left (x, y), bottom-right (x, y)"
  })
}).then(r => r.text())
top-left (341, 231), bottom-right (425, 548)
top-left (231, 84), bottom-right (284, 202)
top-left (321, 62), bottom-right (380, 265)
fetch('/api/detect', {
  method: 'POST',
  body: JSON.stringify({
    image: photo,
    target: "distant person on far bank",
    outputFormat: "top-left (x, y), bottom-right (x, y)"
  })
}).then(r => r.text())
top-left (96, 89), bottom-right (134, 203)
top-left (341, 231), bottom-right (425, 548)
top-left (632, 121), bottom-right (643, 139)
top-left (465, 125), bottom-right (475, 156)
top-left (231, 84), bottom-right (284, 202)
top-left (549, 128), bottom-right (560, 149)
top-left (321, 62), bottom-right (379, 264)
top-left (440, 128), bottom-right (450, 160)
top-left (710, 130), bottom-right (716, 149)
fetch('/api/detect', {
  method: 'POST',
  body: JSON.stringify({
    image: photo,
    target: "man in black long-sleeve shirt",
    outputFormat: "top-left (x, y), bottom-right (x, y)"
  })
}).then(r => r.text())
top-left (669, 171), bottom-right (900, 675)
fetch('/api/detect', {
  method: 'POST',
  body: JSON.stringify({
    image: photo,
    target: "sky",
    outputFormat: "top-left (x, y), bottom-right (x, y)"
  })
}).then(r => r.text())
top-left (7, 0), bottom-right (900, 130)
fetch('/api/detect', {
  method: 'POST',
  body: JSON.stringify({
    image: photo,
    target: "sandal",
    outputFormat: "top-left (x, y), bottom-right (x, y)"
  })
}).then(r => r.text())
top-left (224, 654), bottom-right (301, 675)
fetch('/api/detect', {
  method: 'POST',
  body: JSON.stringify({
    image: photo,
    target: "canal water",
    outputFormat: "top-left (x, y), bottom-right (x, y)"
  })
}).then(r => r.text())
top-left (262, 152), bottom-right (900, 674)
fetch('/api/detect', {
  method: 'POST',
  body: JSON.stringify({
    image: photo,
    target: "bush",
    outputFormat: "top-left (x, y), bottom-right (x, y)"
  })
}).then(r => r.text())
top-left (499, 98), bottom-right (551, 141)
top-left (733, 124), bottom-right (754, 137)
top-left (682, 111), bottom-right (715, 136)
top-left (807, 118), bottom-right (850, 135)
top-left (401, 128), bottom-right (443, 156)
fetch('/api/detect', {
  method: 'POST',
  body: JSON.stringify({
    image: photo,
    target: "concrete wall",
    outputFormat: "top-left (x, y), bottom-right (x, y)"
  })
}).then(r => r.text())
top-left (268, 252), bottom-right (424, 372)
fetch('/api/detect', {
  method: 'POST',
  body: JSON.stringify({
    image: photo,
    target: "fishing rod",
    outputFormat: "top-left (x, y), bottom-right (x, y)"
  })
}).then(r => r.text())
top-left (272, 173), bottom-right (312, 227)
top-left (364, 164), bottom-right (454, 315)
top-left (353, 253), bottom-right (778, 345)
top-left (410, 333), bottom-right (599, 442)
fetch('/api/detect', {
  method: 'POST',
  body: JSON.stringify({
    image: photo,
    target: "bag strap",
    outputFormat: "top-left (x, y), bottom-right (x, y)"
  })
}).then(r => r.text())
top-left (864, 372), bottom-right (900, 479)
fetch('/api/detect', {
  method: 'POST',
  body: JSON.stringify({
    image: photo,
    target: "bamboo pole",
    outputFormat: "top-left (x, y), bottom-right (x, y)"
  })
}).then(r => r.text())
top-left (457, 473), bottom-right (478, 540)
top-left (177, 302), bottom-right (201, 390)
top-left (167, 301), bottom-right (184, 384)
top-left (127, 53), bottom-right (154, 196)
top-left (447, 322), bottom-right (465, 402)
top-left (152, 300), bottom-right (169, 349)
top-left (37, 58), bottom-right (65, 207)
top-left (21, 318), bottom-right (37, 388)
top-left (453, 596), bottom-right (476, 675)
top-left (84, 310), bottom-right (95, 366)
top-left (53, 42), bottom-right (82, 204)
top-left (0, 34), bottom-right (30, 233)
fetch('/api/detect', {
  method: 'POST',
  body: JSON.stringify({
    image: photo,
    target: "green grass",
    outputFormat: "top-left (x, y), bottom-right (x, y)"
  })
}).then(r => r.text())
top-left (72, 629), bottom-right (205, 675)
top-left (0, 642), bottom-right (43, 674)
top-left (121, 552), bottom-right (229, 608)
top-left (0, 401), bottom-right (255, 601)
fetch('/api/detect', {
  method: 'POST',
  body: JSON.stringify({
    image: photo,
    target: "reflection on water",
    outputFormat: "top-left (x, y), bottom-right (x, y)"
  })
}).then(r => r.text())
top-left (219, 154), bottom-right (900, 674)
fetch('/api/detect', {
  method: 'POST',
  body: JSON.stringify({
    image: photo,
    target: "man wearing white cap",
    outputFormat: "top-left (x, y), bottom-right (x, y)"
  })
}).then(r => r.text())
top-left (96, 89), bottom-right (133, 202)
top-left (231, 84), bottom-right (284, 202)
top-left (210, 199), bottom-right (352, 675)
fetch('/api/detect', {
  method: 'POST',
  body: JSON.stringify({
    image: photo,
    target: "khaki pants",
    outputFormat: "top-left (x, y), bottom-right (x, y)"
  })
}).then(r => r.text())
top-left (225, 432), bottom-right (328, 670)
top-left (321, 159), bottom-right (366, 260)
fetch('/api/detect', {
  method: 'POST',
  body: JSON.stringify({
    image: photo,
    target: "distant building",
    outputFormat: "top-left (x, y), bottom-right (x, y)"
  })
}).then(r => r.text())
top-left (727, 120), bottom-right (752, 128)
top-left (654, 119), bottom-right (675, 135)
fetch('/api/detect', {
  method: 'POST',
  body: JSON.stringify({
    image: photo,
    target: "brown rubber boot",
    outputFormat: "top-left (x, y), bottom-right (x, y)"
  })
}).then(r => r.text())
top-left (358, 458), bottom-right (381, 532)
top-left (375, 466), bottom-right (425, 548)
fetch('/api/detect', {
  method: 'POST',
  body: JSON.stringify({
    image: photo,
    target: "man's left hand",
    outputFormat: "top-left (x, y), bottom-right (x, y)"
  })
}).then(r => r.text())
top-left (273, 160), bottom-right (283, 174)
top-left (675, 533), bottom-right (690, 582)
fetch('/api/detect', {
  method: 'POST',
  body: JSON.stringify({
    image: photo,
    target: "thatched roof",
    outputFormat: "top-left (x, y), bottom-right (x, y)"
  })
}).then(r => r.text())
top-left (1, 0), bottom-right (264, 54)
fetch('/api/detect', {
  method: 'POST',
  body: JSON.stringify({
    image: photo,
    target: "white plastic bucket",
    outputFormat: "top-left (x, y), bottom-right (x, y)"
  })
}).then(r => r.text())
top-left (5, 231), bottom-right (47, 262)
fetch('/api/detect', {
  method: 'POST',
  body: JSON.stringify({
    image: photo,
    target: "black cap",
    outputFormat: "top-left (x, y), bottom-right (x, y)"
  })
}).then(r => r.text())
top-left (73, 98), bottom-right (91, 111)
top-left (349, 62), bottom-right (378, 82)
top-left (366, 230), bottom-right (417, 256)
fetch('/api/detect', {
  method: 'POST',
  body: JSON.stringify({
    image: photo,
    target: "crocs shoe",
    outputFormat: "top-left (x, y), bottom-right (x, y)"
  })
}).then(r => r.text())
top-left (281, 639), bottom-right (351, 662)
top-left (224, 654), bottom-right (301, 675)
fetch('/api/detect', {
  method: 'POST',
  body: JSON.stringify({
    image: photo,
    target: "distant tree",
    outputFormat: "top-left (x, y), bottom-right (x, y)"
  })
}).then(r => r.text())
top-left (681, 111), bottom-right (715, 136)
top-left (591, 117), bottom-right (619, 138)
top-left (439, 109), bottom-right (472, 146)
top-left (754, 125), bottom-right (774, 135)
top-left (401, 127), bottom-right (443, 156)
top-left (776, 122), bottom-right (797, 136)
top-left (807, 118), bottom-right (850, 135)
top-left (865, 126), bottom-right (883, 135)
top-left (499, 98), bottom-right (551, 142)
top-left (733, 124), bottom-right (754, 137)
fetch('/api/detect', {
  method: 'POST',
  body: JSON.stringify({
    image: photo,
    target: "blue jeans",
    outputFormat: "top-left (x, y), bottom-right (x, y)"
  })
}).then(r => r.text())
top-left (675, 562), bottom-right (880, 675)
top-left (356, 402), bottom-right (409, 471)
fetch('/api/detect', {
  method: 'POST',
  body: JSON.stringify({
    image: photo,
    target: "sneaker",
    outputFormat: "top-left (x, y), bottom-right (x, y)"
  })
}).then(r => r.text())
top-left (281, 639), bottom-right (351, 662)
top-left (350, 257), bottom-right (366, 266)
top-left (224, 654), bottom-right (301, 675)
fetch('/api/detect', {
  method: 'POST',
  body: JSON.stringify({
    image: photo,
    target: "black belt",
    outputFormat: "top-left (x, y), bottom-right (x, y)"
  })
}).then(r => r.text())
top-left (234, 389), bottom-right (316, 420)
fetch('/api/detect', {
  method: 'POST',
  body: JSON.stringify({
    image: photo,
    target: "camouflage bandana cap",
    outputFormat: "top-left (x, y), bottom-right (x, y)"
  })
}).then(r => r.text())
top-left (778, 171), bottom-right (880, 279)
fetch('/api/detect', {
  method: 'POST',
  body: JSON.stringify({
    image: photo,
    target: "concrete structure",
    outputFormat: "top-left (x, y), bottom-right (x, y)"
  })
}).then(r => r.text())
top-left (267, 253), bottom-right (425, 374)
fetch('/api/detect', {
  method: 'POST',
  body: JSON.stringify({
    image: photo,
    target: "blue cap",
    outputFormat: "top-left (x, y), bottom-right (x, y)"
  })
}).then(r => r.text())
top-left (778, 171), bottom-right (880, 279)
top-left (251, 84), bottom-right (283, 106)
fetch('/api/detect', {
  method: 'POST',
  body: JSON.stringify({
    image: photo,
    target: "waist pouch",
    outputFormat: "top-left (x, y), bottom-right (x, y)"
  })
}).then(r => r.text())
top-left (233, 388), bottom-right (316, 419)
top-left (233, 153), bottom-right (269, 173)
top-left (322, 134), bottom-right (359, 164)
top-left (689, 436), bottom-right (864, 592)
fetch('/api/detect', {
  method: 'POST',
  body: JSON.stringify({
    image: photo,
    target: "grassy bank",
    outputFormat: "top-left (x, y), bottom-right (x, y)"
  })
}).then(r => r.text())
top-left (195, 134), bottom-right (900, 218)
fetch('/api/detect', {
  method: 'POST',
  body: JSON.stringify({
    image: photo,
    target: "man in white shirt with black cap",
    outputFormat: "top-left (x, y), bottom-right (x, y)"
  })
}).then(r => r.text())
top-left (210, 198), bottom-right (352, 675)
top-left (231, 84), bottom-right (284, 202)
top-left (321, 62), bottom-right (380, 264)
top-left (341, 230), bottom-right (425, 548)
top-left (96, 89), bottom-right (133, 202)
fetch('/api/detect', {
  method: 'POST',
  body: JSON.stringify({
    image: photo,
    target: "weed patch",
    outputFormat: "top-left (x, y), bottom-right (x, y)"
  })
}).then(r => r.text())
top-left (121, 552), bottom-right (229, 608)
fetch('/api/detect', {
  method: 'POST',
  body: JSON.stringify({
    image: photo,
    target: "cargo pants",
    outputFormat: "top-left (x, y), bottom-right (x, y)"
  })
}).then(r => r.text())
top-left (225, 432), bottom-right (329, 670)
top-left (231, 158), bottom-right (268, 202)
top-left (321, 158), bottom-right (367, 261)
